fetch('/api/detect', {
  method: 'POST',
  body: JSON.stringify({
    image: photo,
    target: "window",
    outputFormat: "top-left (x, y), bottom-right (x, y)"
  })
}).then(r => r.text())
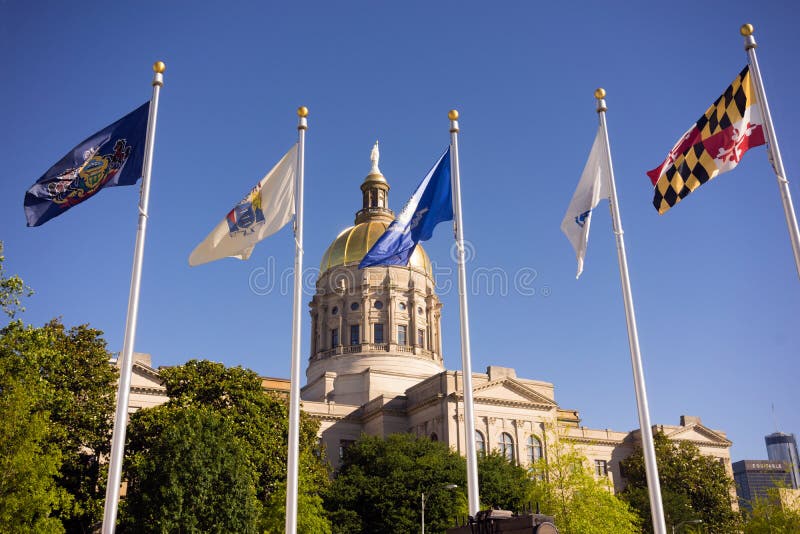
top-left (499, 433), bottom-right (515, 462)
top-left (417, 306), bottom-right (424, 315)
top-left (331, 306), bottom-right (338, 315)
top-left (398, 302), bottom-right (407, 311)
top-left (398, 325), bottom-right (408, 346)
top-left (476, 431), bottom-right (486, 457)
top-left (339, 439), bottom-right (355, 460)
top-left (374, 300), bottom-right (383, 310)
top-left (430, 433), bottom-right (438, 442)
top-left (331, 328), bottom-right (339, 348)
top-left (527, 436), bottom-right (543, 464)
top-left (595, 459), bottom-right (608, 477)
top-left (417, 329), bottom-right (425, 347)
top-left (374, 323), bottom-right (384, 343)
top-left (350, 302), bottom-right (359, 311)
top-left (350, 325), bottom-right (360, 345)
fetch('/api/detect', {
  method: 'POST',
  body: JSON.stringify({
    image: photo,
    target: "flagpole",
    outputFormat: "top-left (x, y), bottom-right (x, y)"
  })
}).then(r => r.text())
top-left (101, 61), bottom-right (165, 534)
top-left (448, 110), bottom-right (480, 516)
top-left (285, 106), bottom-right (307, 534)
top-left (741, 23), bottom-right (800, 279)
top-left (595, 89), bottom-right (667, 534)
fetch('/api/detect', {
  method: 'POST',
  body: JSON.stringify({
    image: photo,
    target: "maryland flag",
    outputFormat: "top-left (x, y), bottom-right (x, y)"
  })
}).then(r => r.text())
top-left (648, 66), bottom-right (766, 214)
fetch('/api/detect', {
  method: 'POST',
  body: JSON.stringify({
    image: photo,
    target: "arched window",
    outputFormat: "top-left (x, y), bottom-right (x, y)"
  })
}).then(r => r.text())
top-left (527, 435), bottom-right (543, 464)
top-left (475, 431), bottom-right (486, 457)
top-left (498, 432), bottom-right (515, 462)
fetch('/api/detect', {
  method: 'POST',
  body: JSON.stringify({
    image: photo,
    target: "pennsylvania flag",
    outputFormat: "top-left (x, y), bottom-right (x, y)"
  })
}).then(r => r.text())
top-left (648, 66), bottom-right (765, 214)
top-left (24, 102), bottom-right (150, 227)
top-left (359, 148), bottom-right (452, 268)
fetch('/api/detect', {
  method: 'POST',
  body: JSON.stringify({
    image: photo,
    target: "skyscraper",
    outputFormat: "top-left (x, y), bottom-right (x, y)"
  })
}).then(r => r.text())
top-left (733, 460), bottom-right (793, 509)
top-left (765, 432), bottom-right (800, 489)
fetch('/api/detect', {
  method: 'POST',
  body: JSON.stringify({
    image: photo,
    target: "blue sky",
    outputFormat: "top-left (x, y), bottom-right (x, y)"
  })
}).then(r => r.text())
top-left (2, 1), bottom-right (798, 463)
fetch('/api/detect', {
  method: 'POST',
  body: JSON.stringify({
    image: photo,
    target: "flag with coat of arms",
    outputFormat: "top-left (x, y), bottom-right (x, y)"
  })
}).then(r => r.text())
top-left (24, 102), bottom-right (150, 227)
top-left (189, 145), bottom-right (297, 266)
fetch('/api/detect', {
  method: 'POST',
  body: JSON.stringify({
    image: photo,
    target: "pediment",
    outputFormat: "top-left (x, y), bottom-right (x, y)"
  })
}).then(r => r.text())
top-left (130, 361), bottom-right (165, 391)
top-left (463, 377), bottom-right (557, 408)
top-left (663, 423), bottom-right (731, 446)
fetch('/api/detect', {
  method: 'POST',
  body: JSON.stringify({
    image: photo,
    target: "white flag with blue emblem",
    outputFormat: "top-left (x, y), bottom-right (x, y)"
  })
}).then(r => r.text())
top-left (189, 144), bottom-right (297, 266)
top-left (561, 126), bottom-right (609, 278)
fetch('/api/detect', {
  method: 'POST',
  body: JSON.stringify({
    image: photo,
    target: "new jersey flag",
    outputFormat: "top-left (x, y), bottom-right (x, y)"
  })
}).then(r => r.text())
top-left (189, 145), bottom-right (297, 266)
top-left (360, 148), bottom-right (453, 268)
top-left (648, 66), bottom-right (766, 214)
top-left (561, 126), bottom-right (609, 278)
top-left (24, 102), bottom-right (150, 227)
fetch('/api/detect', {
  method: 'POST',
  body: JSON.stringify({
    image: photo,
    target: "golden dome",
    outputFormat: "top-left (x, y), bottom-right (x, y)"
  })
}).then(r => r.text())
top-left (319, 220), bottom-right (433, 277)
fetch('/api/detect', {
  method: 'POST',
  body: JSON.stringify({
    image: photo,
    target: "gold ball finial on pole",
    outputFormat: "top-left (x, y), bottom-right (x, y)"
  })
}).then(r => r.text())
top-left (297, 106), bottom-right (309, 118)
top-left (448, 109), bottom-right (459, 121)
top-left (740, 23), bottom-right (754, 36)
top-left (153, 61), bottom-right (166, 73)
top-left (594, 88), bottom-right (606, 100)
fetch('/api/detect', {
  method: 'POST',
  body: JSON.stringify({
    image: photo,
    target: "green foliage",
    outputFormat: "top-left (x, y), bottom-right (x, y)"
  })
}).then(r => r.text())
top-left (477, 451), bottom-right (535, 511)
top-left (122, 360), bottom-right (330, 533)
top-left (0, 319), bottom-right (117, 532)
top-left (0, 242), bottom-right (33, 319)
top-left (122, 405), bottom-right (260, 533)
top-left (743, 489), bottom-right (800, 534)
top-left (325, 433), bottom-right (467, 534)
top-left (527, 432), bottom-right (640, 534)
top-left (620, 431), bottom-right (740, 533)
top-left (0, 330), bottom-right (67, 533)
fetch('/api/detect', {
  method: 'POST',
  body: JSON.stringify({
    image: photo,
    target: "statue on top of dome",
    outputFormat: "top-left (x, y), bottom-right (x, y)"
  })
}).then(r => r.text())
top-left (370, 140), bottom-right (381, 175)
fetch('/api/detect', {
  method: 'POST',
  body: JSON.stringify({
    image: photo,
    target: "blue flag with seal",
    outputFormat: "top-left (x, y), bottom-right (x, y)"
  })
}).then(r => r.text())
top-left (360, 147), bottom-right (453, 268)
top-left (24, 102), bottom-right (150, 227)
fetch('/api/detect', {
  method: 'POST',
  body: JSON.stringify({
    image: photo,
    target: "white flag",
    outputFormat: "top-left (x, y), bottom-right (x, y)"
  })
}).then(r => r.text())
top-left (189, 145), bottom-right (297, 266)
top-left (561, 126), bottom-right (609, 278)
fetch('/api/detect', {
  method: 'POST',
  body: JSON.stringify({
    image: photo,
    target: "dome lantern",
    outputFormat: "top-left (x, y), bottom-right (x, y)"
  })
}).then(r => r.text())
top-left (355, 141), bottom-right (394, 225)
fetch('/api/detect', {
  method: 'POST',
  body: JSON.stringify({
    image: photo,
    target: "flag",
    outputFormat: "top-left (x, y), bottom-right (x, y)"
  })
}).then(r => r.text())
top-left (648, 66), bottom-right (766, 214)
top-left (189, 145), bottom-right (297, 266)
top-left (561, 125), bottom-right (609, 278)
top-left (24, 102), bottom-right (150, 227)
top-left (359, 147), bottom-right (453, 268)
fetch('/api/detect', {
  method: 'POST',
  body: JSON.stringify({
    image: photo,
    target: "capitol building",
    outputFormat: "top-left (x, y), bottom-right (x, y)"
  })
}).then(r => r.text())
top-left (125, 148), bottom-right (734, 493)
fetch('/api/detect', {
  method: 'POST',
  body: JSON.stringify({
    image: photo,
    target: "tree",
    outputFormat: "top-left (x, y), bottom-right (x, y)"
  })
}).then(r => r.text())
top-left (0, 319), bottom-right (117, 532)
top-left (529, 437), bottom-right (641, 534)
top-left (527, 432), bottom-right (641, 534)
top-left (743, 488), bottom-right (800, 534)
top-left (0, 242), bottom-right (32, 319)
top-left (325, 433), bottom-right (468, 534)
top-left (478, 451), bottom-right (535, 512)
top-left (121, 359), bottom-right (330, 533)
top-left (620, 431), bottom-right (740, 533)
top-left (122, 405), bottom-right (260, 533)
top-left (0, 330), bottom-right (67, 533)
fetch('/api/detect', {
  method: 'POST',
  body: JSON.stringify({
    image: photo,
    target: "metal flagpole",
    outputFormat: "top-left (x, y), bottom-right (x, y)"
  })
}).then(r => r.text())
top-left (741, 23), bottom-right (800, 279)
top-left (285, 106), bottom-right (308, 534)
top-left (448, 109), bottom-right (480, 516)
top-left (101, 61), bottom-right (165, 534)
top-left (594, 89), bottom-right (667, 534)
